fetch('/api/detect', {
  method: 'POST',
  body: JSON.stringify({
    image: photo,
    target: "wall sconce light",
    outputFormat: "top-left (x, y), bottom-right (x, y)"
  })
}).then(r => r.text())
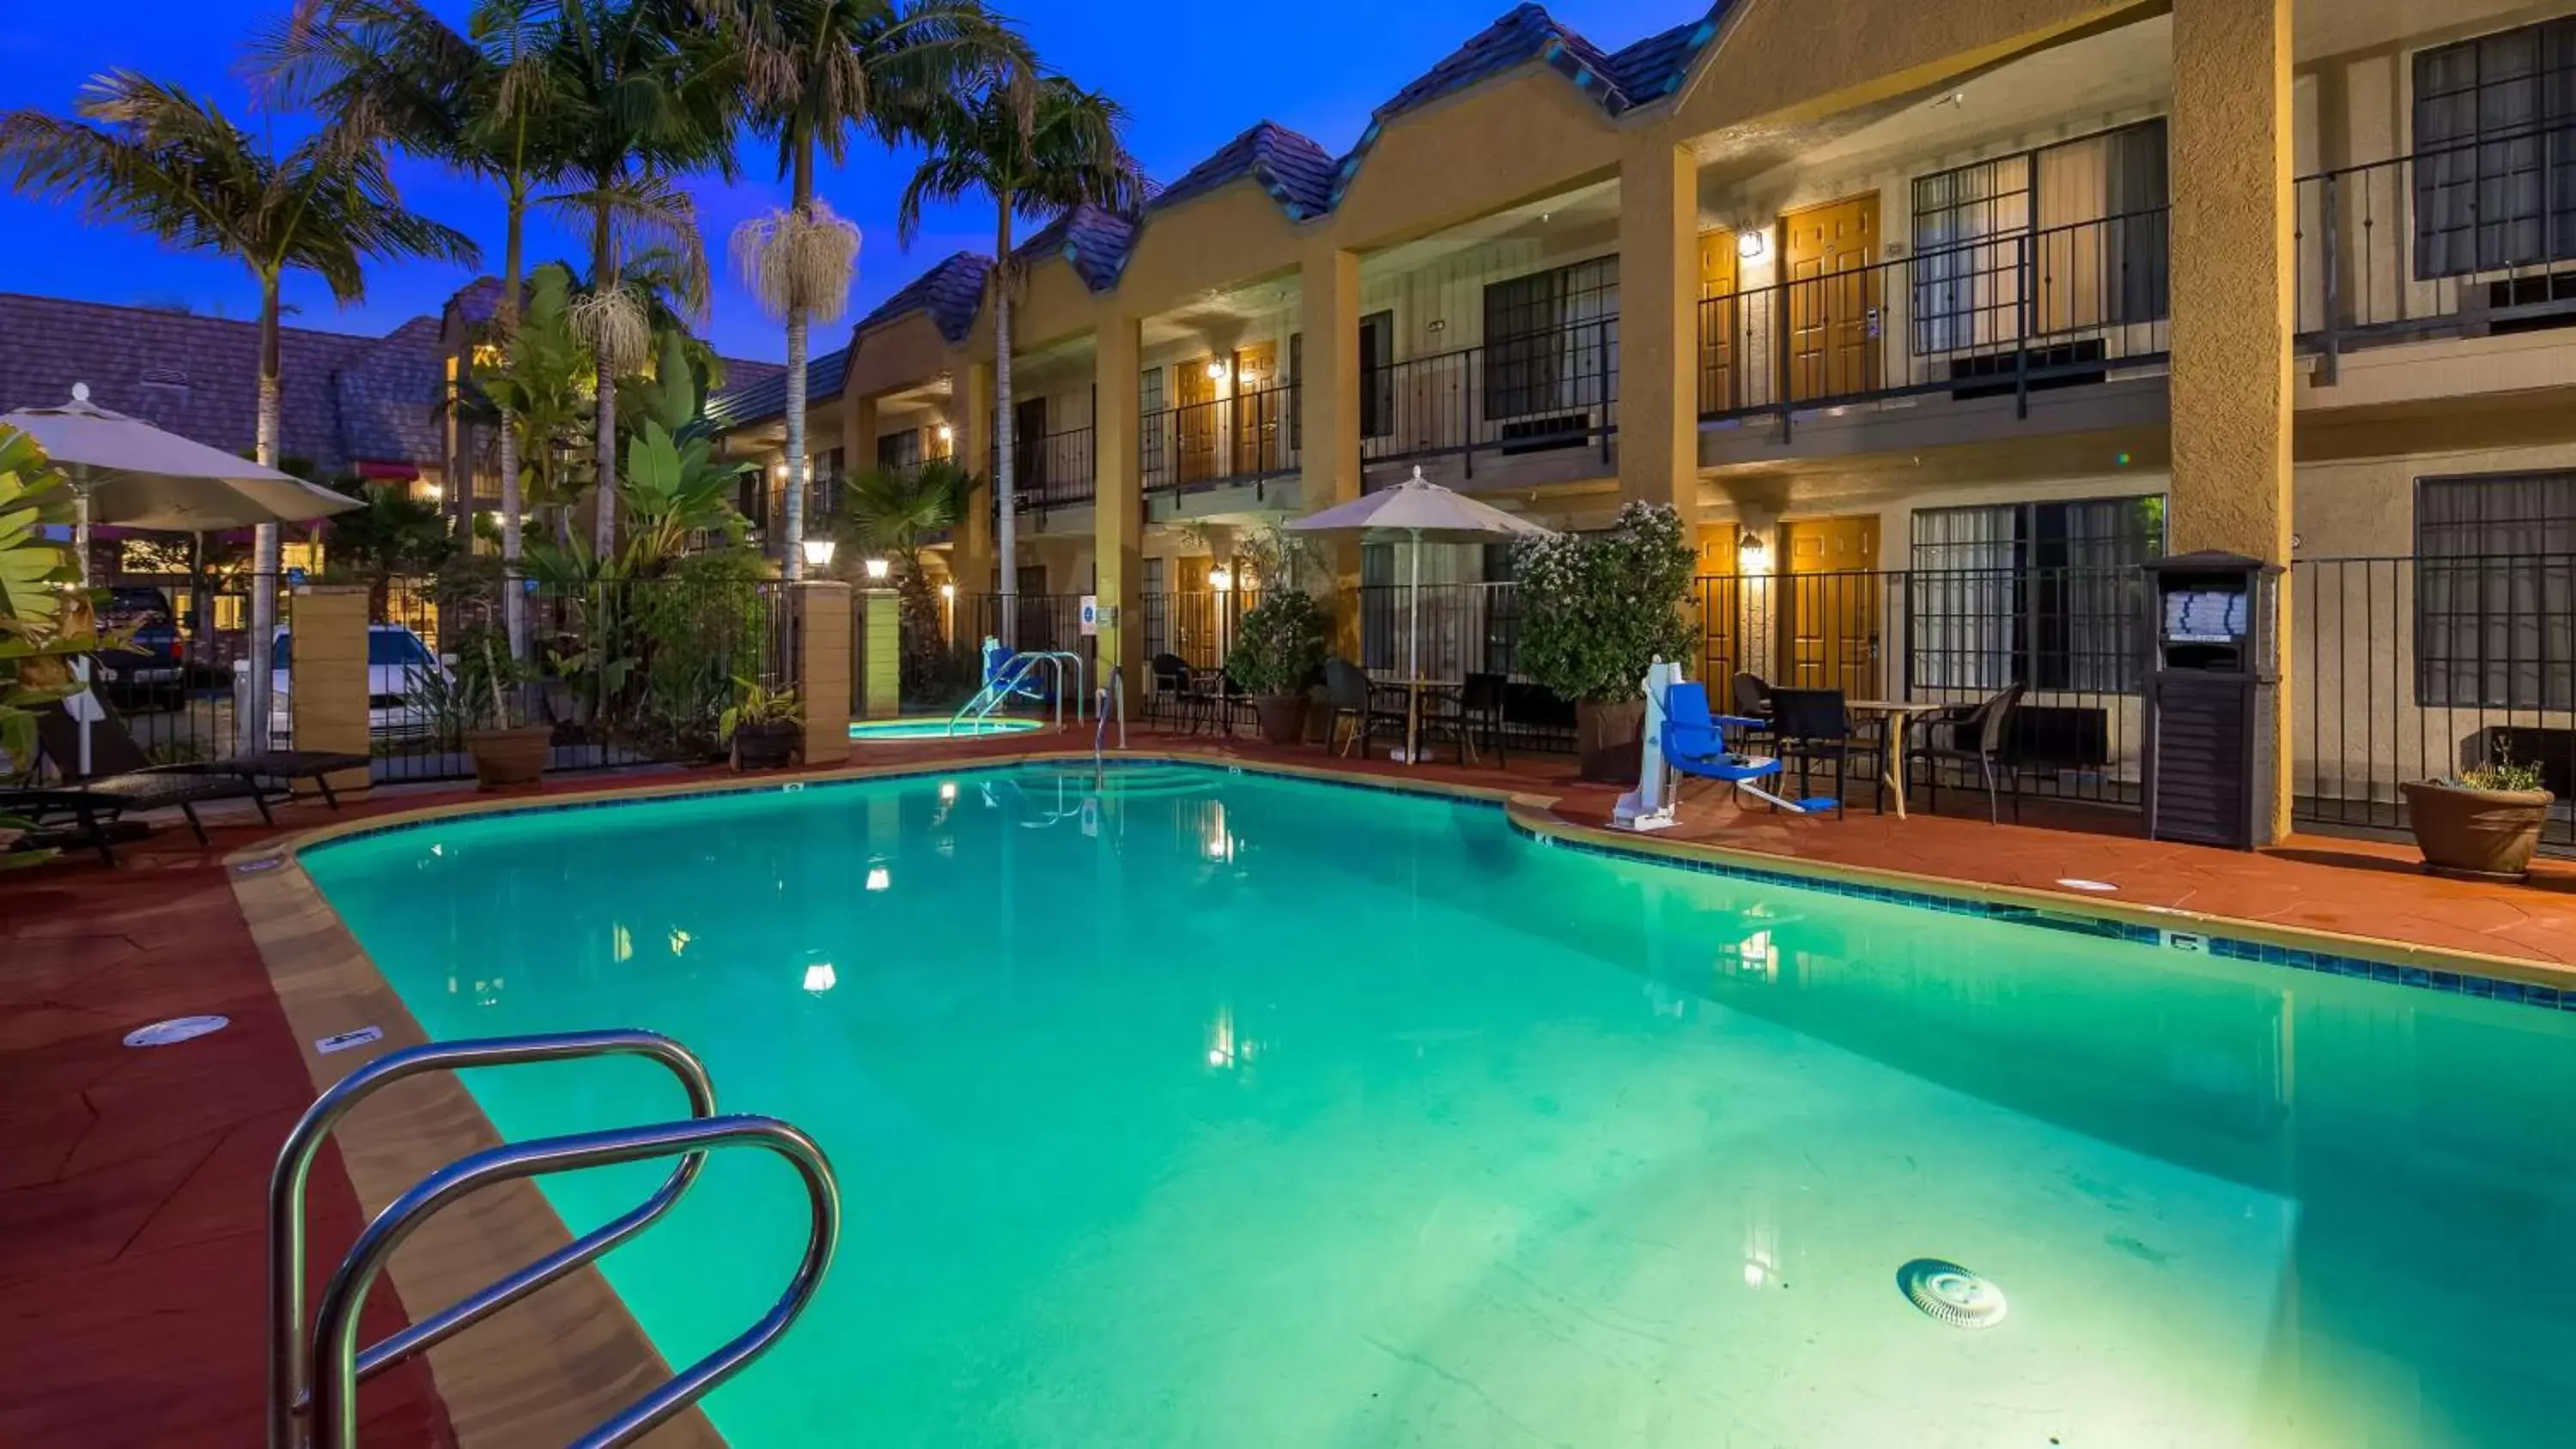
top-left (1207, 566), bottom-right (1233, 592)
top-left (770, 458), bottom-right (787, 481)
top-left (800, 537), bottom-right (838, 570)
top-left (1737, 532), bottom-right (1768, 568)
top-left (863, 555), bottom-right (891, 581)
top-left (420, 482), bottom-right (443, 501)
top-left (936, 422), bottom-right (954, 442)
top-left (939, 581), bottom-right (957, 601)
top-left (1736, 230), bottom-right (1767, 262)
top-left (1205, 361), bottom-right (1229, 381)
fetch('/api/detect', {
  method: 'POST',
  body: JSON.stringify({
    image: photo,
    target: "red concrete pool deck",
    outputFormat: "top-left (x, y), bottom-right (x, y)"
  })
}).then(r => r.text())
top-left (5, 726), bottom-right (2574, 1445)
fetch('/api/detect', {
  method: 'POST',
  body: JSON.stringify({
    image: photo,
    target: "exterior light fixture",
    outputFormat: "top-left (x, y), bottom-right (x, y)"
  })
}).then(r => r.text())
top-left (1737, 230), bottom-right (1767, 262)
top-left (1206, 361), bottom-right (1228, 380)
top-left (939, 581), bottom-right (957, 601)
top-left (800, 537), bottom-right (838, 570)
top-left (935, 422), bottom-right (954, 442)
top-left (1737, 532), bottom-right (1767, 567)
top-left (1207, 566), bottom-right (1233, 592)
top-left (864, 555), bottom-right (891, 581)
top-left (770, 459), bottom-right (787, 480)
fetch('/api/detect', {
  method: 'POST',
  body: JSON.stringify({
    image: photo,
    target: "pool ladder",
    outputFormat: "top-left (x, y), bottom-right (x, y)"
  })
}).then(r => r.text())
top-left (948, 650), bottom-right (1085, 735)
top-left (266, 1029), bottom-right (840, 1449)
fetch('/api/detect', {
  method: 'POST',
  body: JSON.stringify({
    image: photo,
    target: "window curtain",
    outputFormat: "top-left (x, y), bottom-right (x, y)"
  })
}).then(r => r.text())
top-left (2051, 497), bottom-right (2160, 693)
top-left (2417, 474), bottom-right (2576, 708)
top-left (2414, 19), bottom-right (2576, 280)
top-left (1911, 156), bottom-right (2030, 355)
top-left (1360, 540), bottom-right (1477, 678)
top-left (1481, 258), bottom-right (1619, 422)
top-left (1909, 506), bottom-right (2019, 690)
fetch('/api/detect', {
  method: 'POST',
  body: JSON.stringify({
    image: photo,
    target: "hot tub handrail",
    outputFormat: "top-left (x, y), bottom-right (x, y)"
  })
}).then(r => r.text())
top-left (267, 1030), bottom-right (718, 1448)
top-left (307, 1114), bottom-right (840, 1449)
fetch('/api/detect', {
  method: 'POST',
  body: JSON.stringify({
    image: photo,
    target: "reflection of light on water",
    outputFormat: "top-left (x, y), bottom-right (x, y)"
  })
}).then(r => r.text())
top-left (1203, 801), bottom-right (1234, 863)
top-left (1735, 930), bottom-right (1777, 980)
top-left (668, 928), bottom-right (691, 957)
top-left (1207, 1008), bottom-right (1256, 1069)
top-left (939, 780), bottom-right (957, 803)
top-left (612, 923), bottom-right (634, 963)
top-left (1744, 1215), bottom-right (1780, 1288)
top-left (803, 961), bottom-right (837, 994)
top-left (866, 865), bottom-right (891, 891)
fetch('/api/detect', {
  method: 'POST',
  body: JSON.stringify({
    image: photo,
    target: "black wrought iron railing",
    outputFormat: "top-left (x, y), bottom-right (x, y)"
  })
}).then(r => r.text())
top-left (1697, 209), bottom-right (2172, 430)
top-left (2293, 555), bottom-right (2576, 852)
top-left (2297, 127), bottom-right (2576, 381)
top-left (989, 426), bottom-right (1096, 512)
top-left (1141, 383), bottom-right (1300, 495)
top-left (1358, 318), bottom-right (1619, 483)
top-left (954, 591), bottom-right (1089, 659)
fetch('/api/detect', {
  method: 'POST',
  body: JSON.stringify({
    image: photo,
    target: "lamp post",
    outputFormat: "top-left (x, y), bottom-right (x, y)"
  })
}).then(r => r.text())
top-left (799, 536), bottom-right (837, 573)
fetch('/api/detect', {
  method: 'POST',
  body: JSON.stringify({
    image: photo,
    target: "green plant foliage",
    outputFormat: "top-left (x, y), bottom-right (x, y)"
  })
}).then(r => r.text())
top-left (1227, 589), bottom-right (1328, 697)
top-left (718, 675), bottom-right (801, 742)
top-left (322, 476), bottom-right (456, 609)
top-left (0, 425), bottom-right (115, 779)
top-left (1512, 501), bottom-right (1699, 704)
top-left (833, 458), bottom-right (980, 700)
top-left (620, 420), bottom-right (750, 569)
top-left (2454, 741), bottom-right (2549, 795)
top-left (416, 622), bottom-right (538, 737)
top-left (470, 263), bottom-right (596, 523)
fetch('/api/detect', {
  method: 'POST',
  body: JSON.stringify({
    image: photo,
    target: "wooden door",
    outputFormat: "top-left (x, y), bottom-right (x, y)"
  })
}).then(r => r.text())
top-left (1783, 195), bottom-right (1882, 403)
top-left (1778, 515), bottom-right (1882, 695)
top-left (1698, 229), bottom-right (1740, 415)
top-left (1012, 395), bottom-right (1048, 493)
top-left (1176, 358), bottom-right (1219, 484)
top-left (1694, 522), bottom-right (1746, 684)
top-left (1231, 342), bottom-right (1278, 476)
top-left (1174, 556), bottom-right (1215, 665)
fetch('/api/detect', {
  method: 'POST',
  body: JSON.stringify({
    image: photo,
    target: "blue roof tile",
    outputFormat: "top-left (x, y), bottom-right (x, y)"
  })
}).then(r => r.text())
top-left (855, 250), bottom-right (993, 343)
top-left (1151, 121), bottom-right (1339, 222)
top-left (1013, 203), bottom-right (1140, 291)
top-left (702, 346), bottom-right (850, 433)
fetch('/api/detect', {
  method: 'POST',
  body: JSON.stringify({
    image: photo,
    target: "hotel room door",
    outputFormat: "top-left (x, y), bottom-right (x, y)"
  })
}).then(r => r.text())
top-left (1783, 195), bottom-right (1881, 403)
top-left (1176, 359), bottom-right (1219, 484)
top-left (1777, 514), bottom-right (1881, 695)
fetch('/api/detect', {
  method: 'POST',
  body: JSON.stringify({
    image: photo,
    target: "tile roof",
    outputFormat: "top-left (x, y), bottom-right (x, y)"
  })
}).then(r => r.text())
top-left (701, 347), bottom-right (848, 433)
top-left (1151, 122), bottom-right (1339, 222)
top-left (846, 3), bottom-right (1731, 354)
top-left (0, 290), bottom-right (447, 478)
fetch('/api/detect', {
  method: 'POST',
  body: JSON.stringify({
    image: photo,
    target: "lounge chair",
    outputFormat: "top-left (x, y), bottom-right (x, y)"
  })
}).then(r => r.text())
top-left (38, 697), bottom-right (371, 808)
top-left (1, 788), bottom-right (134, 866)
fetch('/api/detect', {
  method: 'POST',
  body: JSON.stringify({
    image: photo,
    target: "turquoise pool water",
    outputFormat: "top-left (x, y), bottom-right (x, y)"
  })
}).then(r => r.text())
top-left (304, 762), bottom-right (2576, 1446)
top-left (848, 717), bottom-right (1042, 740)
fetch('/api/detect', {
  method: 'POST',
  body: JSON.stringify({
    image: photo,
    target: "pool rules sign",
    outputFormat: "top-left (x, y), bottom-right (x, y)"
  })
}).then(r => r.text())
top-left (1079, 596), bottom-right (1099, 636)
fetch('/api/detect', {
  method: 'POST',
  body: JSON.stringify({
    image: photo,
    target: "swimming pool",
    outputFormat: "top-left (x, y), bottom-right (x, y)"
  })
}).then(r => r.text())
top-left (303, 761), bottom-right (2576, 1446)
top-left (848, 716), bottom-right (1042, 741)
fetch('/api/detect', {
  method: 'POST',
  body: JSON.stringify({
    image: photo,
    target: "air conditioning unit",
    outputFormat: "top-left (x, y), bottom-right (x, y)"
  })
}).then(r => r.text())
top-left (1498, 413), bottom-right (1590, 456)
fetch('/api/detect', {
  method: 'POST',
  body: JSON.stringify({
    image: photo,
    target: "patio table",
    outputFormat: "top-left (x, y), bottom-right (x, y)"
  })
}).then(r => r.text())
top-left (1389, 678), bottom-right (1462, 765)
top-left (1841, 699), bottom-right (1943, 820)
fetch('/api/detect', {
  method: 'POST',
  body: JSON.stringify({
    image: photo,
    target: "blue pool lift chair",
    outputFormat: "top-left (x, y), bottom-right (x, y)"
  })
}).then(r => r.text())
top-left (1661, 681), bottom-right (1834, 815)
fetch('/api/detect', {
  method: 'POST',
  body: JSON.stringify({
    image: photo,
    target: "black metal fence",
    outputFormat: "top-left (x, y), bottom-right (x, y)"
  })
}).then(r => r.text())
top-left (81, 572), bottom-right (281, 771)
top-left (1698, 209), bottom-right (2172, 429)
top-left (1140, 589), bottom-right (1260, 671)
top-left (1359, 318), bottom-right (1619, 482)
top-left (992, 426), bottom-right (1097, 512)
top-left (952, 591), bottom-right (1088, 666)
top-left (1141, 384), bottom-right (1299, 495)
top-left (2297, 129), bottom-right (2576, 379)
top-left (2293, 555), bottom-right (2576, 852)
top-left (366, 573), bottom-right (790, 784)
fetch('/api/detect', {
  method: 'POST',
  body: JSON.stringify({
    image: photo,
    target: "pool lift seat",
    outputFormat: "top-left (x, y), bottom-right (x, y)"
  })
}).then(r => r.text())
top-left (1630, 668), bottom-right (1837, 826)
top-left (266, 1029), bottom-right (841, 1449)
top-left (950, 638), bottom-right (1085, 736)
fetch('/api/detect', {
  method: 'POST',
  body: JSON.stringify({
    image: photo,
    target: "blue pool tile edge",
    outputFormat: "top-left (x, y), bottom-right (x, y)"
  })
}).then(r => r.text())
top-left (285, 753), bottom-right (2576, 1017)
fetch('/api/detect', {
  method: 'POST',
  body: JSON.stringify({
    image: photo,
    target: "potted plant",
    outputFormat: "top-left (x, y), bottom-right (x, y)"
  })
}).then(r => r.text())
top-left (2403, 744), bottom-right (2555, 882)
top-left (423, 627), bottom-right (549, 789)
top-left (1227, 590), bottom-right (1328, 746)
top-left (1513, 501), bottom-right (1699, 782)
top-left (720, 676), bottom-right (803, 771)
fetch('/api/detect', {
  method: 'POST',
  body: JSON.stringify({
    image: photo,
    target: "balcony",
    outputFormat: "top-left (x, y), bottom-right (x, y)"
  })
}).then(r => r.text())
top-left (991, 426), bottom-right (1097, 514)
top-left (1141, 382), bottom-right (1300, 498)
top-left (1358, 318), bottom-right (1619, 488)
top-left (1696, 209), bottom-right (2172, 434)
top-left (2298, 128), bottom-right (2576, 380)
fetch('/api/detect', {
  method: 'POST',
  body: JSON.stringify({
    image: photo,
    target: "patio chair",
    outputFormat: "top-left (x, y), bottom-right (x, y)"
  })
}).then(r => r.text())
top-left (1660, 681), bottom-right (1824, 813)
top-left (1769, 688), bottom-right (1885, 819)
top-left (1455, 671), bottom-right (1511, 767)
top-left (38, 699), bottom-right (368, 809)
top-left (1913, 682), bottom-right (2027, 823)
top-left (1322, 658), bottom-right (1406, 758)
top-left (1730, 671), bottom-right (1777, 749)
top-left (1150, 652), bottom-right (1216, 734)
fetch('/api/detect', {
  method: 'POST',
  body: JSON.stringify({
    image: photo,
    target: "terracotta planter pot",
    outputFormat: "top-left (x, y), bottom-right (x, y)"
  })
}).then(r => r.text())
top-left (2402, 780), bottom-right (2555, 881)
top-left (732, 720), bottom-right (801, 771)
top-left (1254, 695), bottom-right (1309, 749)
top-left (1575, 697), bottom-right (1647, 784)
top-left (466, 725), bottom-right (552, 791)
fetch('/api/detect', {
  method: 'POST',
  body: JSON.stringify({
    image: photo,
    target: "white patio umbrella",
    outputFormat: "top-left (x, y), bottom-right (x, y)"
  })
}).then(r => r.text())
top-left (1289, 466), bottom-right (1554, 761)
top-left (4, 384), bottom-right (360, 762)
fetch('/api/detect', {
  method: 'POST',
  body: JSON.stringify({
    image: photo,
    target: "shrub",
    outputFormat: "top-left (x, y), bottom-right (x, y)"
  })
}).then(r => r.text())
top-left (1512, 501), bottom-right (1698, 703)
top-left (1227, 589), bottom-right (1329, 696)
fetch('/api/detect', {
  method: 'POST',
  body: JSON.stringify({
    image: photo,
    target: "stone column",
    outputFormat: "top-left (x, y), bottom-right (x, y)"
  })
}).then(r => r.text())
top-left (953, 358), bottom-right (998, 613)
top-left (2170, 0), bottom-right (2295, 840)
top-left (1615, 135), bottom-right (1700, 517)
top-left (795, 579), bottom-right (854, 767)
top-left (289, 585), bottom-right (370, 801)
top-left (1299, 240), bottom-right (1364, 655)
top-left (1092, 315), bottom-right (1145, 693)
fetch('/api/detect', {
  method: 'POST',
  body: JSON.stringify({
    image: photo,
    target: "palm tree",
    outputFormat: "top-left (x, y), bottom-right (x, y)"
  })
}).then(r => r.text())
top-left (263, 0), bottom-right (572, 660)
top-left (898, 75), bottom-right (1142, 636)
top-left (720, 0), bottom-right (1026, 580)
top-left (834, 458), bottom-right (980, 694)
top-left (541, 0), bottom-right (737, 558)
top-left (0, 70), bottom-right (478, 749)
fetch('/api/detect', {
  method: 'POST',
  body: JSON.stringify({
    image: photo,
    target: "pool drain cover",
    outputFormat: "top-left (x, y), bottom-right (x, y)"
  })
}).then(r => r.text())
top-left (124, 1015), bottom-right (230, 1048)
top-left (1898, 1258), bottom-right (2007, 1329)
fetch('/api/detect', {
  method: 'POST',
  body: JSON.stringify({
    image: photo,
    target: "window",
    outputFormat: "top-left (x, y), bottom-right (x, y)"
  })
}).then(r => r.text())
top-left (1909, 496), bottom-right (2164, 693)
top-left (1287, 332), bottom-right (1303, 450)
top-left (1481, 258), bottom-right (1619, 422)
top-left (809, 447), bottom-right (841, 520)
top-left (1359, 310), bottom-right (1394, 439)
top-left (2414, 20), bottom-right (2576, 279)
top-left (1911, 120), bottom-right (2170, 355)
top-left (2416, 474), bottom-right (2576, 708)
top-left (1139, 367), bottom-right (1165, 481)
top-left (875, 428), bottom-right (922, 470)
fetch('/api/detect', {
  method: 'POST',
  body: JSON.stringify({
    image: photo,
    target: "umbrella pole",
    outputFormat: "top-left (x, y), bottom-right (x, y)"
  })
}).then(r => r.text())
top-left (1406, 530), bottom-right (1421, 765)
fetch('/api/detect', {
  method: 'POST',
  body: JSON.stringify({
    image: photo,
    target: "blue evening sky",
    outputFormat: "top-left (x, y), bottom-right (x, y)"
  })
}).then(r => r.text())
top-left (1, 0), bottom-right (1668, 363)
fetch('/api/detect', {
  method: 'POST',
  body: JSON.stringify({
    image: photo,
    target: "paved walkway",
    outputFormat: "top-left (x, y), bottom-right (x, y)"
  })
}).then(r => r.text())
top-left (5, 723), bottom-right (2573, 1444)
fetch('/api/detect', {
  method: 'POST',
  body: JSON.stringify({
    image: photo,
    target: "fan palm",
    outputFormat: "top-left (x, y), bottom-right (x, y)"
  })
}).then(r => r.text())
top-left (540, 0), bottom-right (738, 557)
top-left (0, 70), bottom-right (478, 749)
top-left (718, 0), bottom-right (1026, 579)
top-left (898, 75), bottom-right (1142, 636)
top-left (834, 457), bottom-right (981, 693)
top-left (263, 0), bottom-right (573, 658)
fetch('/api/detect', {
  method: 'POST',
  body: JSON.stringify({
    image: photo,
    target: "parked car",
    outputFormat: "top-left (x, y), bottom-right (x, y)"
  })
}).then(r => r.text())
top-left (94, 620), bottom-right (186, 689)
top-left (234, 624), bottom-right (447, 748)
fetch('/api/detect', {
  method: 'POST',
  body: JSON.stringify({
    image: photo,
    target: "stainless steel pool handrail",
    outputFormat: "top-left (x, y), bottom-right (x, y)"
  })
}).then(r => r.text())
top-left (949, 649), bottom-right (1087, 734)
top-left (308, 1114), bottom-right (840, 1449)
top-left (267, 1030), bottom-right (718, 1449)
